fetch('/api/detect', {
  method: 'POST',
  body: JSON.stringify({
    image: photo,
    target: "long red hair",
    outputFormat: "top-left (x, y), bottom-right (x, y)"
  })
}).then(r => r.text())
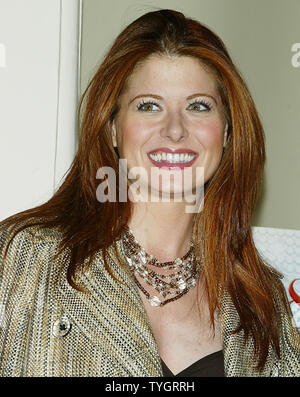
top-left (0, 9), bottom-right (288, 371)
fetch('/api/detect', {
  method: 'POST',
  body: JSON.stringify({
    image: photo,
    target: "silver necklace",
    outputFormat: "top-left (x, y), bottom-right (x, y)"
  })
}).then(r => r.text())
top-left (121, 225), bottom-right (203, 307)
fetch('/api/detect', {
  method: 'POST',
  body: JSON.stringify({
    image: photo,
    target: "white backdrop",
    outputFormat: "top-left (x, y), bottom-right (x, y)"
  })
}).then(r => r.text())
top-left (0, 0), bottom-right (81, 220)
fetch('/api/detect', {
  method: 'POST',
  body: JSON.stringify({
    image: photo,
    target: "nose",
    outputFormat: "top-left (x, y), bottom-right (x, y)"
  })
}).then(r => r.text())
top-left (159, 111), bottom-right (188, 142)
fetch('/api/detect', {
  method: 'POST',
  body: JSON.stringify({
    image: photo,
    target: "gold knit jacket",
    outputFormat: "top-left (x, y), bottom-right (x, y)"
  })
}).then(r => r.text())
top-left (0, 225), bottom-right (299, 377)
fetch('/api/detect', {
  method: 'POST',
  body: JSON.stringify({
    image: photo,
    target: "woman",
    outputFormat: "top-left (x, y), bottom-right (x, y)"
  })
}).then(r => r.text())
top-left (0, 9), bottom-right (299, 377)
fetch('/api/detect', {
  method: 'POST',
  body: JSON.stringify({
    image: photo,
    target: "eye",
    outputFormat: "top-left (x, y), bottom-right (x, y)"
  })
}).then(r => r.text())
top-left (187, 100), bottom-right (212, 112)
top-left (136, 100), bottom-right (160, 112)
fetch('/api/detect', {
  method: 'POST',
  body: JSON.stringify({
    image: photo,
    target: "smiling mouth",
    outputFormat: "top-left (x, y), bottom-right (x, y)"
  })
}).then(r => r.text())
top-left (147, 152), bottom-right (198, 168)
top-left (149, 152), bottom-right (196, 163)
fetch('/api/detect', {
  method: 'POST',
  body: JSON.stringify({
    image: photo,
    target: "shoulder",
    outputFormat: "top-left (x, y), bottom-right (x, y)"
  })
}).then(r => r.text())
top-left (0, 222), bottom-right (64, 266)
top-left (0, 221), bottom-right (63, 250)
top-left (0, 222), bottom-right (65, 292)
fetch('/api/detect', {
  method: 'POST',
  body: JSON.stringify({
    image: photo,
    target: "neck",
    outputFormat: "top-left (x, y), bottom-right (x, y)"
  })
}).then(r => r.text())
top-left (127, 201), bottom-right (195, 262)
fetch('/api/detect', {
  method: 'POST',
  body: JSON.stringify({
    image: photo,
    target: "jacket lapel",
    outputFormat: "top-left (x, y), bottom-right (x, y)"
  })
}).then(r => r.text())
top-left (54, 239), bottom-right (163, 376)
top-left (219, 289), bottom-right (279, 376)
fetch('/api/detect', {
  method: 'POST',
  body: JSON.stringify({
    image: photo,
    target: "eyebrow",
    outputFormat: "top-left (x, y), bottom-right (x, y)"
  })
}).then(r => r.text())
top-left (129, 93), bottom-right (218, 105)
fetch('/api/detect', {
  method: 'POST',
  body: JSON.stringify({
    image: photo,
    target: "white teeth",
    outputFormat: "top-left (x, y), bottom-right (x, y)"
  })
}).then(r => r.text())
top-left (149, 152), bottom-right (196, 163)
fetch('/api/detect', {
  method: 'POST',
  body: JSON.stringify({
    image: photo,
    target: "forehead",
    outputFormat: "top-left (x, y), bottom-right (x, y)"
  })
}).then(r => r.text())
top-left (122, 55), bottom-right (219, 96)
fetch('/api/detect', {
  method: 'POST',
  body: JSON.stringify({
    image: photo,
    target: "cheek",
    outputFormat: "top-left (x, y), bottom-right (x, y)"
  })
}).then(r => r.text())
top-left (118, 118), bottom-right (151, 153)
top-left (196, 121), bottom-right (224, 150)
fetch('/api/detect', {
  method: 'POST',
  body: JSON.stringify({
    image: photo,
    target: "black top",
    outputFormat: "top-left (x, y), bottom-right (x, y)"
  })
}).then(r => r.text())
top-left (160, 350), bottom-right (224, 377)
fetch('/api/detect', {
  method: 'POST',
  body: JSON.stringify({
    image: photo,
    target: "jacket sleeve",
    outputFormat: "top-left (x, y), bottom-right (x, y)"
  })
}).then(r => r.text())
top-left (0, 224), bottom-right (39, 375)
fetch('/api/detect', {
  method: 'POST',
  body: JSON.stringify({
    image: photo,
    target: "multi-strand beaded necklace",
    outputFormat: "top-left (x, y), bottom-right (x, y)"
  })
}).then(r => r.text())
top-left (121, 225), bottom-right (203, 307)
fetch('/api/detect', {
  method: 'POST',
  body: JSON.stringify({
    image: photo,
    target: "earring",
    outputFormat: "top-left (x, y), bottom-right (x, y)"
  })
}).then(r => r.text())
top-left (223, 123), bottom-right (228, 148)
top-left (111, 122), bottom-right (120, 158)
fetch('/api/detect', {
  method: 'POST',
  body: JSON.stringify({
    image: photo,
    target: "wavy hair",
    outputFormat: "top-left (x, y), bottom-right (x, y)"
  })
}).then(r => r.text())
top-left (0, 9), bottom-right (288, 371)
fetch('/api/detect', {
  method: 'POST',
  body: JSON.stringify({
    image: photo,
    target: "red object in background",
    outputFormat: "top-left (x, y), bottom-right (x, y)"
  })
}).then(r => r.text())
top-left (289, 279), bottom-right (300, 304)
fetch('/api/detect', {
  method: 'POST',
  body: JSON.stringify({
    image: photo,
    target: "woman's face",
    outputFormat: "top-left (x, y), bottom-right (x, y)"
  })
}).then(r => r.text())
top-left (112, 55), bottom-right (226, 201)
